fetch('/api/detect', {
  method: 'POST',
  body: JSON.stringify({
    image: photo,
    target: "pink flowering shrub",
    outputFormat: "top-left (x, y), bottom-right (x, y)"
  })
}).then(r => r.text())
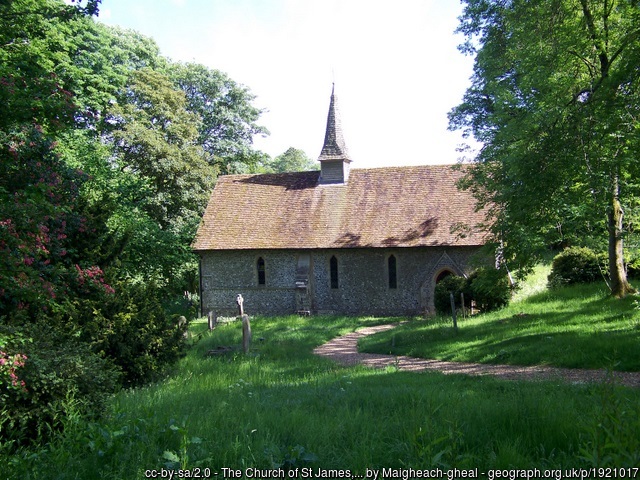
top-left (0, 126), bottom-right (115, 321)
top-left (0, 349), bottom-right (28, 395)
top-left (74, 264), bottom-right (116, 295)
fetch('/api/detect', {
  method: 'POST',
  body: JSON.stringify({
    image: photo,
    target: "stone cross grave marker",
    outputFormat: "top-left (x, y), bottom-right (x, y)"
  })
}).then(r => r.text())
top-left (236, 294), bottom-right (244, 316)
top-left (236, 294), bottom-right (251, 353)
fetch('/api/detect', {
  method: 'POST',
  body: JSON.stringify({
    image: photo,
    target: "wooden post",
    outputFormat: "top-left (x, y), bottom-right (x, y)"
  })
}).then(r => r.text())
top-left (208, 311), bottom-right (217, 331)
top-left (242, 314), bottom-right (251, 353)
top-left (450, 292), bottom-right (458, 331)
top-left (461, 292), bottom-right (466, 319)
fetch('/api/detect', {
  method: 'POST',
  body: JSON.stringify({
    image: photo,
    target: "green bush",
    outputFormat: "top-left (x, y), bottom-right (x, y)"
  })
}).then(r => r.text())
top-left (468, 267), bottom-right (511, 312)
top-left (69, 280), bottom-right (190, 388)
top-left (434, 275), bottom-right (471, 314)
top-left (626, 254), bottom-right (640, 279)
top-left (1, 279), bottom-right (189, 449)
top-left (434, 269), bottom-right (511, 314)
top-left (0, 323), bottom-right (120, 449)
top-left (548, 247), bottom-right (603, 288)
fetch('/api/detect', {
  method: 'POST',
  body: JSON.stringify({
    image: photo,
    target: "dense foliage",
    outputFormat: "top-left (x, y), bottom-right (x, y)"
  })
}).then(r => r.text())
top-left (433, 268), bottom-right (511, 314)
top-left (434, 275), bottom-right (470, 313)
top-left (0, 0), bottom-right (268, 449)
top-left (449, 0), bottom-right (640, 297)
top-left (0, 324), bottom-right (120, 448)
top-left (467, 267), bottom-right (512, 311)
top-left (264, 147), bottom-right (319, 173)
top-left (548, 246), bottom-right (605, 287)
top-left (168, 61), bottom-right (269, 175)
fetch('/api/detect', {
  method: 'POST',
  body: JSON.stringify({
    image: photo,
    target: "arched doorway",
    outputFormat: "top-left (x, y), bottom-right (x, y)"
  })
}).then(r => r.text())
top-left (435, 269), bottom-right (455, 284)
top-left (432, 268), bottom-right (469, 315)
top-left (420, 254), bottom-right (465, 314)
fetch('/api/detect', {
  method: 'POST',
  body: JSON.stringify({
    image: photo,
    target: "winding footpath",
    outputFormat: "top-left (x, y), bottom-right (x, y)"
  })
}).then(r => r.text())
top-left (313, 324), bottom-right (640, 388)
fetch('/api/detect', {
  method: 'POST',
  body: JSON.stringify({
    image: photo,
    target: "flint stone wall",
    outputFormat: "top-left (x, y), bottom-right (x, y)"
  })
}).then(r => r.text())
top-left (199, 246), bottom-right (484, 316)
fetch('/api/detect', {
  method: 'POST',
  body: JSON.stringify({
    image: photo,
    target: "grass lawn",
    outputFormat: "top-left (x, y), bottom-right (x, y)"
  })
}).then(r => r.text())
top-left (4, 273), bottom-right (640, 478)
top-left (360, 270), bottom-right (640, 371)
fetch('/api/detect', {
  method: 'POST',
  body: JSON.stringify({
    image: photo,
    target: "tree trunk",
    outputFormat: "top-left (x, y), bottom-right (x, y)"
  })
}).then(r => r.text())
top-left (607, 172), bottom-right (634, 298)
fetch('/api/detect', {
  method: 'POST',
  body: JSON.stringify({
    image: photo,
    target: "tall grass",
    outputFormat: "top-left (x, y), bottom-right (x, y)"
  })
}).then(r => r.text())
top-left (4, 312), bottom-right (639, 479)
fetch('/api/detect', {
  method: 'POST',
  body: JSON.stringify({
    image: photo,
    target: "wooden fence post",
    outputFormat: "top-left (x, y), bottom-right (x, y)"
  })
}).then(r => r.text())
top-left (450, 292), bottom-right (458, 331)
top-left (208, 311), bottom-right (217, 331)
top-left (242, 314), bottom-right (251, 353)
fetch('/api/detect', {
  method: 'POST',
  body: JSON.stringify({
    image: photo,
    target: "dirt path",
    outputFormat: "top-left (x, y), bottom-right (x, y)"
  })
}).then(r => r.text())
top-left (313, 324), bottom-right (640, 388)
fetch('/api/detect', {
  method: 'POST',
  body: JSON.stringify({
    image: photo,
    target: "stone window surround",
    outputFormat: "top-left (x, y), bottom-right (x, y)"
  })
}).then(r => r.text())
top-left (387, 254), bottom-right (398, 289)
top-left (257, 256), bottom-right (266, 286)
top-left (329, 255), bottom-right (339, 289)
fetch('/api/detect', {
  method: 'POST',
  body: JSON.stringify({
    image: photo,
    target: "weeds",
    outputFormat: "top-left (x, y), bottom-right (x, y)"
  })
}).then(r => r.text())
top-left (408, 406), bottom-right (475, 469)
top-left (162, 419), bottom-right (205, 470)
top-left (265, 444), bottom-right (318, 470)
top-left (579, 372), bottom-right (640, 467)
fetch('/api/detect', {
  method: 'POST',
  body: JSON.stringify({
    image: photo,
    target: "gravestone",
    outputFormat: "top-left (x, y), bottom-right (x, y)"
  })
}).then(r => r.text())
top-left (450, 292), bottom-right (458, 331)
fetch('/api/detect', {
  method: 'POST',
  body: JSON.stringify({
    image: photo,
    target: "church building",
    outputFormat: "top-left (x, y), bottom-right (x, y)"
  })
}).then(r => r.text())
top-left (192, 87), bottom-right (487, 316)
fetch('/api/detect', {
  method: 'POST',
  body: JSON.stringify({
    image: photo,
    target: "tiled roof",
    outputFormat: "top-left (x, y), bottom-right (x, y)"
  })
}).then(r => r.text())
top-left (192, 165), bottom-right (487, 251)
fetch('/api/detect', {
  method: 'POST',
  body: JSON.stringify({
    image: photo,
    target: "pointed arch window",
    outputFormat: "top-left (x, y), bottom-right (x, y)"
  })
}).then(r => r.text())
top-left (257, 257), bottom-right (266, 286)
top-left (388, 255), bottom-right (397, 289)
top-left (330, 256), bottom-right (339, 289)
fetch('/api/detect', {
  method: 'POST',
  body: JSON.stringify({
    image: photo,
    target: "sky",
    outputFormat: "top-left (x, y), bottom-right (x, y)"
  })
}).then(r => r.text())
top-left (97, 0), bottom-right (477, 169)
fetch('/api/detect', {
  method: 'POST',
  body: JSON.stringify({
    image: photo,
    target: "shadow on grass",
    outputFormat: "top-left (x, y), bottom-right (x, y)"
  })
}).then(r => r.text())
top-left (360, 284), bottom-right (640, 371)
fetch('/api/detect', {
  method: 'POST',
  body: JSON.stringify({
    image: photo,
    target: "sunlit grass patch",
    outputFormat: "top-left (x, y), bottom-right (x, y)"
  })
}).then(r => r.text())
top-left (360, 274), bottom-right (640, 371)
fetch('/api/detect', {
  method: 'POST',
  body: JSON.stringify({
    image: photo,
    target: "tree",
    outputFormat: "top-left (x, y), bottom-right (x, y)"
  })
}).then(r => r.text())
top-left (168, 62), bottom-right (268, 175)
top-left (266, 147), bottom-right (318, 173)
top-left (0, 0), bottom-right (91, 134)
top-left (0, 2), bottom-right (192, 447)
top-left (449, 0), bottom-right (640, 297)
top-left (102, 67), bottom-right (216, 290)
top-left (0, 0), bottom-right (113, 320)
top-left (65, 21), bottom-right (166, 130)
top-left (108, 67), bottom-right (216, 227)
